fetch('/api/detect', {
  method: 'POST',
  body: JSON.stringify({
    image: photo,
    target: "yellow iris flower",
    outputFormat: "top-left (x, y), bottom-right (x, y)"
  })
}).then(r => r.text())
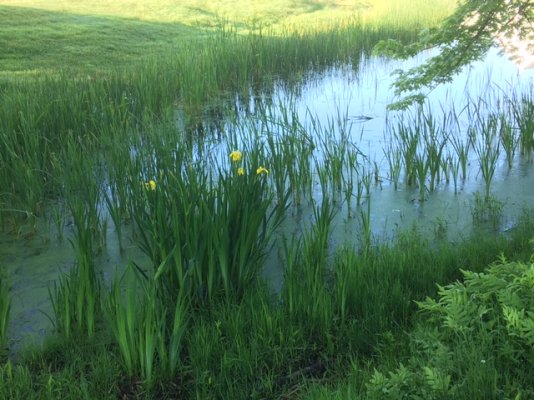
top-left (145, 180), bottom-right (156, 191)
top-left (229, 150), bottom-right (242, 163)
top-left (256, 166), bottom-right (269, 175)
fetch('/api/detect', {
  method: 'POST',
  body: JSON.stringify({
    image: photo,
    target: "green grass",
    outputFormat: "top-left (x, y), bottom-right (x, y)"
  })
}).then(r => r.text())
top-left (0, 6), bottom-right (191, 75)
top-left (0, 0), bottom-right (453, 76)
top-left (2, 215), bottom-right (534, 398)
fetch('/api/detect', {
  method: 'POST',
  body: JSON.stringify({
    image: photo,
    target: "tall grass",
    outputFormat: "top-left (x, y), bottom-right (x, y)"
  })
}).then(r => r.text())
top-left (471, 116), bottom-right (501, 199)
top-left (282, 198), bottom-right (336, 338)
top-left (48, 200), bottom-right (100, 339)
top-left (0, 13), bottom-right (438, 220)
top-left (0, 271), bottom-right (10, 353)
top-left (510, 92), bottom-right (534, 162)
top-left (104, 265), bottom-right (188, 385)
top-left (129, 133), bottom-right (288, 304)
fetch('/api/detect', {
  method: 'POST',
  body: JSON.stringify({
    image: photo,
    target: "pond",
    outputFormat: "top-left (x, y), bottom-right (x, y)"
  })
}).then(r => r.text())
top-left (2, 47), bottom-right (533, 357)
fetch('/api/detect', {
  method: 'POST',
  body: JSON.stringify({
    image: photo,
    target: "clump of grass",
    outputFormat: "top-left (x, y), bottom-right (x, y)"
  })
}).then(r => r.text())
top-left (471, 116), bottom-right (501, 199)
top-left (130, 139), bottom-right (287, 305)
top-left (48, 194), bottom-right (101, 339)
top-left (383, 140), bottom-right (402, 190)
top-left (450, 130), bottom-right (471, 182)
top-left (282, 197), bottom-right (336, 339)
top-left (498, 112), bottom-right (518, 168)
top-left (510, 93), bottom-right (534, 161)
top-left (104, 265), bottom-right (188, 386)
top-left (471, 191), bottom-right (504, 229)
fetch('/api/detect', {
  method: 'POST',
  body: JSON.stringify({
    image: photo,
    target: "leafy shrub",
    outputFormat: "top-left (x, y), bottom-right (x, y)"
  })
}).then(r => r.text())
top-left (365, 246), bottom-right (534, 399)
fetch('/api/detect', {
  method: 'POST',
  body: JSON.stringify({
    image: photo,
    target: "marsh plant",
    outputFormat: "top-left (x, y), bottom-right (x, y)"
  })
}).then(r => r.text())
top-left (104, 266), bottom-right (188, 385)
top-left (131, 144), bottom-right (288, 304)
top-left (450, 131), bottom-right (471, 181)
top-left (510, 93), bottom-right (534, 161)
top-left (383, 141), bottom-right (402, 190)
top-left (49, 235), bottom-right (100, 339)
top-left (471, 191), bottom-right (504, 229)
top-left (48, 196), bottom-right (101, 339)
top-left (498, 113), bottom-right (518, 168)
top-left (282, 197), bottom-right (336, 337)
top-left (472, 116), bottom-right (501, 199)
top-left (0, 271), bottom-right (10, 353)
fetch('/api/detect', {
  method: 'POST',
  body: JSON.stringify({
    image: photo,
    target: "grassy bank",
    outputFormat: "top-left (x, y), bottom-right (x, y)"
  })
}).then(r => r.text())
top-left (2, 215), bottom-right (534, 398)
top-left (0, 0), bottom-right (454, 75)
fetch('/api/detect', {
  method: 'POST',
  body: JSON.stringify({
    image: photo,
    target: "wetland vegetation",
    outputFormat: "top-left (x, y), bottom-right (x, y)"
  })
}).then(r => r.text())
top-left (1, 0), bottom-right (534, 398)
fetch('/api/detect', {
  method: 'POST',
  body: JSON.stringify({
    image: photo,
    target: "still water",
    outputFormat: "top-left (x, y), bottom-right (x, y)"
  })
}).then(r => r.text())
top-left (2, 48), bottom-right (533, 355)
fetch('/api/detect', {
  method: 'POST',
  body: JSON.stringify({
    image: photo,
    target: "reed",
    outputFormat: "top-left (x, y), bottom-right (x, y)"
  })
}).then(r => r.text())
top-left (48, 199), bottom-right (100, 339)
top-left (450, 131), bottom-right (471, 181)
top-left (421, 111), bottom-right (448, 192)
top-left (509, 93), bottom-right (534, 162)
top-left (447, 154), bottom-right (461, 194)
top-left (104, 264), bottom-right (189, 385)
top-left (414, 153), bottom-right (429, 202)
top-left (343, 146), bottom-right (362, 217)
top-left (396, 122), bottom-right (419, 187)
top-left (282, 198), bottom-right (336, 337)
top-left (0, 271), bottom-right (10, 352)
top-left (498, 113), bottom-right (517, 169)
top-left (472, 117), bottom-right (501, 199)
top-left (359, 195), bottom-right (373, 255)
top-left (384, 142), bottom-right (402, 190)
top-left (104, 266), bottom-right (156, 383)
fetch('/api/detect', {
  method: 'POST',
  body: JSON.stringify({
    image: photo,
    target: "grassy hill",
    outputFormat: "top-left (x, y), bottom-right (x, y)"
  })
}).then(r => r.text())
top-left (0, 0), bottom-right (453, 75)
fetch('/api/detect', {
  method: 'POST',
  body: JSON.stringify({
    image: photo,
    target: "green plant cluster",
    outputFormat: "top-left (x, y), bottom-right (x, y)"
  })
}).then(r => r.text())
top-left (363, 251), bottom-right (534, 399)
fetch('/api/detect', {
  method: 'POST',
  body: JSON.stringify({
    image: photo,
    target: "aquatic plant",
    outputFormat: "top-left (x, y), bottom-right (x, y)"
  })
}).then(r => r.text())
top-left (472, 117), bottom-right (501, 199)
top-left (282, 197), bottom-right (336, 338)
top-left (104, 265), bottom-right (188, 384)
top-left (360, 195), bottom-right (373, 255)
top-left (414, 153), bottom-right (429, 202)
top-left (510, 93), bottom-right (534, 161)
top-left (450, 131), bottom-right (471, 181)
top-left (471, 191), bottom-right (504, 228)
top-left (0, 271), bottom-right (10, 353)
top-left (131, 142), bottom-right (287, 305)
top-left (383, 141), bottom-right (402, 190)
top-left (48, 201), bottom-right (100, 339)
top-left (498, 112), bottom-right (518, 168)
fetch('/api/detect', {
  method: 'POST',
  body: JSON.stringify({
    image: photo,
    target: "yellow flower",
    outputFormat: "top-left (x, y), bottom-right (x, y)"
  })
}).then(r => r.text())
top-left (256, 166), bottom-right (269, 175)
top-left (145, 180), bottom-right (156, 191)
top-left (229, 150), bottom-right (242, 163)
top-left (237, 167), bottom-right (245, 176)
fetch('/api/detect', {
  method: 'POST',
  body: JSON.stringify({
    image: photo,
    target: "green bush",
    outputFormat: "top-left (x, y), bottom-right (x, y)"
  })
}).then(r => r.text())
top-left (365, 246), bottom-right (534, 399)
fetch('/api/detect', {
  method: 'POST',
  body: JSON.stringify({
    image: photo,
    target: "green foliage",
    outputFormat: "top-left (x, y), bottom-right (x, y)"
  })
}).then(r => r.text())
top-left (131, 142), bottom-right (287, 304)
top-left (364, 250), bottom-right (534, 399)
top-left (0, 362), bottom-right (34, 399)
top-left (375, 0), bottom-right (534, 108)
top-left (103, 266), bottom-right (188, 385)
top-left (471, 191), bottom-right (504, 228)
top-left (48, 195), bottom-right (101, 340)
top-left (282, 198), bottom-right (336, 337)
